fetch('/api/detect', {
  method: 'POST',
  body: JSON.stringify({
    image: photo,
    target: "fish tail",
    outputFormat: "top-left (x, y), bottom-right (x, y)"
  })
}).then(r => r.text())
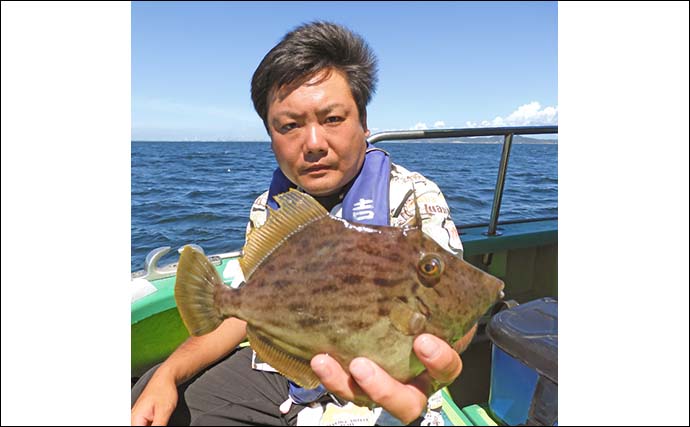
top-left (174, 245), bottom-right (231, 336)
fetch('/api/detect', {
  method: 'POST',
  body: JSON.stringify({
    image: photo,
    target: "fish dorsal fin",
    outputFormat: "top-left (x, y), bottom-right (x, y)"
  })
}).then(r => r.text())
top-left (240, 189), bottom-right (329, 279)
top-left (246, 325), bottom-right (321, 389)
top-left (412, 185), bottom-right (422, 228)
top-left (402, 185), bottom-right (422, 230)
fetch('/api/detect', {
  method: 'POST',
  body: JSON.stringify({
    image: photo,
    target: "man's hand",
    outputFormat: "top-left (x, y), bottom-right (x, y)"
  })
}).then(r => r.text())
top-left (131, 373), bottom-right (178, 426)
top-left (311, 325), bottom-right (477, 424)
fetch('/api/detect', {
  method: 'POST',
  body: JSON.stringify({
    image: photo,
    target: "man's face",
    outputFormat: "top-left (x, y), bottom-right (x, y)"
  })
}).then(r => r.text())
top-left (266, 69), bottom-right (369, 197)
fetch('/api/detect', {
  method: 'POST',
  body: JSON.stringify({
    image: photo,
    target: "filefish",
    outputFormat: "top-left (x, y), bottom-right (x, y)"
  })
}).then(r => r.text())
top-left (174, 189), bottom-right (504, 388)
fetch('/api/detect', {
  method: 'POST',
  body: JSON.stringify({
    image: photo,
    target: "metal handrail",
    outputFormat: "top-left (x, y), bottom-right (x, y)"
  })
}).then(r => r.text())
top-left (458, 216), bottom-right (558, 231)
top-left (366, 125), bottom-right (558, 237)
top-left (367, 126), bottom-right (557, 144)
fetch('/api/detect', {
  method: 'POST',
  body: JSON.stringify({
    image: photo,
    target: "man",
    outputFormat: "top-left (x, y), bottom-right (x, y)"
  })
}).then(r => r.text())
top-left (132, 21), bottom-right (475, 426)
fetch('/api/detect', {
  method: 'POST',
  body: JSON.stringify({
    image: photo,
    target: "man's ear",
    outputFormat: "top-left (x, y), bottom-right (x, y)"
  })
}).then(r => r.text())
top-left (362, 111), bottom-right (370, 137)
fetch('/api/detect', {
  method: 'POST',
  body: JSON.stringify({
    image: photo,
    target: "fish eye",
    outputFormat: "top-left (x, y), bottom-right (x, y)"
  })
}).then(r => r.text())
top-left (417, 254), bottom-right (444, 287)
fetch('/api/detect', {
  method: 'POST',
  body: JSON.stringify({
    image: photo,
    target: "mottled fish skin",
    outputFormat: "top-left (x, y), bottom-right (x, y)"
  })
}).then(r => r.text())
top-left (176, 190), bottom-right (505, 385)
top-left (225, 220), bottom-right (501, 383)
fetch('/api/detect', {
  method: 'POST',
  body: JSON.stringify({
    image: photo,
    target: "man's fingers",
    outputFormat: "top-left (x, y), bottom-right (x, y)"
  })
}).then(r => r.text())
top-left (131, 414), bottom-right (151, 427)
top-left (131, 404), bottom-right (153, 426)
top-left (349, 358), bottom-right (428, 424)
top-left (151, 410), bottom-right (170, 427)
top-left (131, 399), bottom-right (172, 426)
top-left (311, 354), bottom-right (365, 404)
top-left (312, 339), bottom-right (466, 426)
top-left (414, 334), bottom-right (463, 386)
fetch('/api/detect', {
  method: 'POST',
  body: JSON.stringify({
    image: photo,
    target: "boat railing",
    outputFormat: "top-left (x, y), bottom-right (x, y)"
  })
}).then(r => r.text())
top-left (367, 125), bottom-right (558, 237)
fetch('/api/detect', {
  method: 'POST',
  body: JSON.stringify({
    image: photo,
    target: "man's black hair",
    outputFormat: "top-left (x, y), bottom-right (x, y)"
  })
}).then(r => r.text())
top-left (251, 21), bottom-right (378, 132)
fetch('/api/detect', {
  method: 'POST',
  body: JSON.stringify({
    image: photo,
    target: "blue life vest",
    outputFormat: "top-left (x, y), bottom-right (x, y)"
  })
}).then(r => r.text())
top-left (267, 146), bottom-right (391, 226)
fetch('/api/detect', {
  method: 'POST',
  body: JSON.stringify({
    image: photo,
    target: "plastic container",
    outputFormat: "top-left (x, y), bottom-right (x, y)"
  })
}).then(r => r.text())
top-left (486, 297), bottom-right (558, 426)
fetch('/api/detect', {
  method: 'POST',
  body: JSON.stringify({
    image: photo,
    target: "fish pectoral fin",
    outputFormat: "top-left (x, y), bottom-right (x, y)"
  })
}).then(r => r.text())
top-left (389, 298), bottom-right (427, 336)
top-left (246, 325), bottom-right (321, 389)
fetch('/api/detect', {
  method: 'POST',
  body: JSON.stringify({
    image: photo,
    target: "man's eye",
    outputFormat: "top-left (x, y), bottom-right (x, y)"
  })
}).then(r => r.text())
top-left (325, 116), bottom-right (343, 124)
top-left (280, 123), bottom-right (298, 132)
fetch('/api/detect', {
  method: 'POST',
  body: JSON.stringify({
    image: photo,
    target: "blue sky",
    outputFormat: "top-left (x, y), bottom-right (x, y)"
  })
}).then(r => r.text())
top-left (132, 1), bottom-right (558, 141)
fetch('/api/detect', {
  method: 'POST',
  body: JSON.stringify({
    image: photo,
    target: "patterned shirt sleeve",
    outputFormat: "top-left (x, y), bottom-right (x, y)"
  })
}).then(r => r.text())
top-left (245, 190), bottom-right (269, 242)
top-left (389, 163), bottom-right (464, 257)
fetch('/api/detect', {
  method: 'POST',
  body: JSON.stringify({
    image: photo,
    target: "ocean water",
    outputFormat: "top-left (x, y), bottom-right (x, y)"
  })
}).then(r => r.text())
top-left (131, 141), bottom-right (557, 271)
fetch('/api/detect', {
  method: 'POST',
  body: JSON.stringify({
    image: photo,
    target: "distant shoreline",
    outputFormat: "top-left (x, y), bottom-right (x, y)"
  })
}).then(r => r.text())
top-left (376, 140), bottom-right (557, 145)
top-left (131, 140), bottom-right (557, 144)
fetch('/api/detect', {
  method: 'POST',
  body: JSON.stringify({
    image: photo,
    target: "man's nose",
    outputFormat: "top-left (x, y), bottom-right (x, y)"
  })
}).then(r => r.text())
top-left (304, 124), bottom-right (328, 154)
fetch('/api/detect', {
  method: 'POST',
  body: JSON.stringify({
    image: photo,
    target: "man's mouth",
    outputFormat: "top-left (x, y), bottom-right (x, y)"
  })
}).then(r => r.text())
top-left (303, 165), bottom-right (330, 174)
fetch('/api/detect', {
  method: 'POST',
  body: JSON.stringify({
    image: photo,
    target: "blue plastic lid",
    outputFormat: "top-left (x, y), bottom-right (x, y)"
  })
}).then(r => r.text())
top-left (486, 297), bottom-right (558, 383)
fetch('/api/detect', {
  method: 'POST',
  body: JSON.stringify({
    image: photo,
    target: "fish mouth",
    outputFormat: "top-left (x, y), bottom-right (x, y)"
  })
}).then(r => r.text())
top-left (492, 278), bottom-right (506, 300)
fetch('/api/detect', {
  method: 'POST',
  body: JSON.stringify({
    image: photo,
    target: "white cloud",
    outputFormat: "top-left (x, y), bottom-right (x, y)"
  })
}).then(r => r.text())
top-left (410, 121), bottom-right (446, 130)
top-left (465, 102), bottom-right (558, 128)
